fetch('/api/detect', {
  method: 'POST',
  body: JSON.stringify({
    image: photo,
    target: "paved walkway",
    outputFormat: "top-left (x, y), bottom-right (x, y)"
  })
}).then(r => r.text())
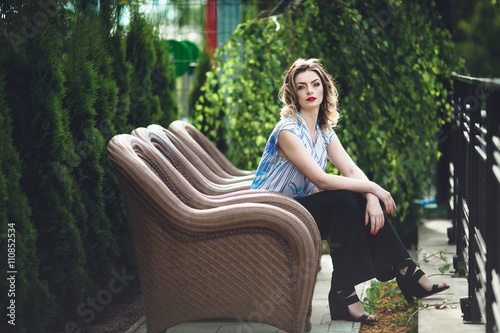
top-left (126, 219), bottom-right (486, 333)
top-left (416, 219), bottom-right (484, 332)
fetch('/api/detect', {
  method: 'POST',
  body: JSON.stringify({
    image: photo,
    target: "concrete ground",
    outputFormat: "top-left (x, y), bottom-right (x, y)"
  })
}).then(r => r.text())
top-left (417, 219), bottom-right (484, 332)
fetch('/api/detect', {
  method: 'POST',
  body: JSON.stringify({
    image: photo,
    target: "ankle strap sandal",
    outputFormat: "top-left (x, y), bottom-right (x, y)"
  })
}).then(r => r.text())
top-left (329, 289), bottom-right (378, 323)
top-left (396, 258), bottom-right (450, 303)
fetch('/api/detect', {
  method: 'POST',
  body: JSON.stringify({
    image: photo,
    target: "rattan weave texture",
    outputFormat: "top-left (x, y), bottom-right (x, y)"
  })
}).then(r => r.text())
top-left (132, 127), bottom-right (251, 195)
top-left (131, 127), bottom-right (321, 258)
top-left (150, 124), bottom-right (253, 185)
top-left (167, 120), bottom-right (255, 177)
top-left (108, 133), bottom-right (320, 333)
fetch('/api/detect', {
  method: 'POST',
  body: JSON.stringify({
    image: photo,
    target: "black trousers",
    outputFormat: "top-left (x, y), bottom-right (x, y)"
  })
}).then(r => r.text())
top-left (296, 190), bottom-right (410, 291)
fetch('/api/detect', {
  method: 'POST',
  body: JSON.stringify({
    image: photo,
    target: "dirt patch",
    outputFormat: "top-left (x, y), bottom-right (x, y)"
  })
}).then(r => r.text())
top-left (360, 281), bottom-right (417, 333)
top-left (86, 287), bottom-right (144, 333)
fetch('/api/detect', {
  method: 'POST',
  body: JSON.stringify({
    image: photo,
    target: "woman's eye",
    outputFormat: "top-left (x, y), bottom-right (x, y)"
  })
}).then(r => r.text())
top-left (298, 86), bottom-right (304, 90)
top-left (314, 83), bottom-right (320, 87)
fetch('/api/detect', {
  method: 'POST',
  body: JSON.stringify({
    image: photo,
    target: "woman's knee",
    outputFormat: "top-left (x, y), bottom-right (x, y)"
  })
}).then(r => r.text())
top-left (337, 190), bottom-right (365, 213)
top-left (319, 190), bottom-right (365, 227)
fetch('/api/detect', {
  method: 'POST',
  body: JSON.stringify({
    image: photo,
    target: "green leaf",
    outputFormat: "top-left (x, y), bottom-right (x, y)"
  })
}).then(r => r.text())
top-left (438, 264), bottom-right (451, 274)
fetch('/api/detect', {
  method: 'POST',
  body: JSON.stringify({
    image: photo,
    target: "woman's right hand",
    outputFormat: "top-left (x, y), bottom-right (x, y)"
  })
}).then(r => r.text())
top-left (371, 182), bottom-right (397, 215)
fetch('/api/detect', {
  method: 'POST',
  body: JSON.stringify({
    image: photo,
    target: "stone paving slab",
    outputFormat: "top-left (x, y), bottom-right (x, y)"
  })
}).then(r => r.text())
top-left (417, 219), bottom-right (484, 333)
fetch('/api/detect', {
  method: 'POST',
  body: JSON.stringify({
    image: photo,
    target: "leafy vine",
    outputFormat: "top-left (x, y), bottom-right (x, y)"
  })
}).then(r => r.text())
top-left (191, 0), bottom-right (465, 244)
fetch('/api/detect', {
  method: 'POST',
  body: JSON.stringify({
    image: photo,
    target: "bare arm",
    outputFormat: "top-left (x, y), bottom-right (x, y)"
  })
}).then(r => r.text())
top-left (278, 131), bottom-right (396, 234)
top-left (326, 135), bottom-right (398, 232)
top-left (278, 130), bottom-right (394, 205)
top-left (326, 135), bottom-right (380, 200)
top-left (326, 136), bottom-right (371, 182)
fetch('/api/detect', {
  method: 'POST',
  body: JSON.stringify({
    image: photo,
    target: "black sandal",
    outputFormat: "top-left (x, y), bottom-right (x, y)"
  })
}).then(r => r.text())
top-left (329, 289), bottom-right (378, 324)
top-left (396, 258), bottom-right (450, 303)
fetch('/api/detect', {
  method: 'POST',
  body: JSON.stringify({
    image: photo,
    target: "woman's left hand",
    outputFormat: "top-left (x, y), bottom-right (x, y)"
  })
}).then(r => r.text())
top-left (365, 196), bottom-right (385, 235)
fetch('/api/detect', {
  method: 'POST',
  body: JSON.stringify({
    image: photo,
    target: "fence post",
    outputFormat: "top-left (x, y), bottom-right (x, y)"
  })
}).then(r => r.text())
top-left (451, 73), bottom-right (500, 330)
top-left (486, 89), bottom-right (500, 332)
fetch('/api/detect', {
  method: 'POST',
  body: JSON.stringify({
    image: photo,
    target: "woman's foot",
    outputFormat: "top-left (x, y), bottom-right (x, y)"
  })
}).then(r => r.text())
top-left (398, 265), bottom-right (448, 292)
top-left (396, 258), bottom-right (450, 303)
top-left (330, 289), bottom-right (378, 323)
top-left (343, 291), bottom-right (377, 321)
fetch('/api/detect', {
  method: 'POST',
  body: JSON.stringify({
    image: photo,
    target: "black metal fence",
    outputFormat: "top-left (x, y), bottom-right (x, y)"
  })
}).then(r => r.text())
top-left (449, 73), bottom-right (500, 331)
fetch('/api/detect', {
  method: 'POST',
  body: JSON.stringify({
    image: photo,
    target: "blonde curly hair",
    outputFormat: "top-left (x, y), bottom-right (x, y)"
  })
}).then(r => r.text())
top-left (279, 58), bottom-right (340, 131)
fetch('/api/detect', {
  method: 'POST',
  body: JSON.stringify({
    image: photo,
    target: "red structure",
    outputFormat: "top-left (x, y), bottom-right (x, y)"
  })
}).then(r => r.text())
top-left (204, 0), bottom-right (217, 53)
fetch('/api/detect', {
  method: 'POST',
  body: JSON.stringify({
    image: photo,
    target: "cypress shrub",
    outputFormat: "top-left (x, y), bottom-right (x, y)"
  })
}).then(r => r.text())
top-left (62, 11), bottom-right (119, 288)
top-left (126, 9), bottom-right (161, 128)
top-left (0, 0), bottom-right (181, 329)
top-left (0, 53), bottom-right (56, 333)
top-left (96, 1), bottom-right (136, 269)
top-left (153, 37), bottom-right (179, 126)
top-left (101, 0), bottom-right (134, 134)
top-left (4, 7), bottom-right (89, 323)
top-left (89, 18), bottom-right (119, 140)
top-left (110, 26), bottom-right (133, 134)
top-left (107, 18), bottom-right (138, 271)
top-left (89, 13), bottom-right (135, 274)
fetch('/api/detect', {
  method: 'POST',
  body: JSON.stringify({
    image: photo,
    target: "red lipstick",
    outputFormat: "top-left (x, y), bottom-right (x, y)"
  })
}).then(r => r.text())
top-left (307, 97), bottom-right (316, 102)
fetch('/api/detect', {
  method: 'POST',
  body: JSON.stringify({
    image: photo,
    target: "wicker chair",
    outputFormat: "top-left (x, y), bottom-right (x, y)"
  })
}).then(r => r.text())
top-left (132, 127), bottom-right (251, 195)
top-left (166, 120), bottom-right (255, 178)
top-left (148, 123), bottom-right (254, 185)
top-left (131, 127), bottom-right (322, 257)
top-left (108, 134), bottom-right (321, 333)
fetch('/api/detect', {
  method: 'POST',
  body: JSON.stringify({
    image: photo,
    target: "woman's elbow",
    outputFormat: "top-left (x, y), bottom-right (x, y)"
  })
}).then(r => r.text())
top-left (313, 176), bottom-right (330, 190)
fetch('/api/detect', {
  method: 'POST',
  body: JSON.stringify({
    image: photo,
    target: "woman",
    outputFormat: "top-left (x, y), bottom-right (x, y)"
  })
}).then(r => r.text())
top-left (251, 58), bottom-right (449, 323)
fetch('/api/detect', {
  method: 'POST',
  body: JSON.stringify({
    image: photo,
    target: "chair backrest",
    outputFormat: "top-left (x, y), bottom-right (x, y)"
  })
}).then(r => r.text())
top-left (148, 124), bottom-right (251, 184)
top-left (107, 134), bottom-right (199, 228)
top-left (168, 120), bottom-right (255, 177)
top-left (132, 127), bottom-right (252, 195)
top-left (181, 120), bottom-right (256, 176)
top-left (133, 127), bottom-right (322, 257)
top-left (108, 134), bottom-right (316, 264)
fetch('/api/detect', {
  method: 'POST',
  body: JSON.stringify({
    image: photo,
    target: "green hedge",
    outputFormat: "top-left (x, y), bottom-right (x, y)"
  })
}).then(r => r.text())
top-left (0, 53), bottom-right (57, 333)
top-left (191, 0), bottom-right (465, 246)
top-left (0, 1), bottom-right (178, 331)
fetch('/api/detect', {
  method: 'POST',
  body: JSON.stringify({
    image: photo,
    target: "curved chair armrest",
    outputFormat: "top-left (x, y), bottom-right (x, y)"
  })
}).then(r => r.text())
top-left (156, 125), bottom-right (253, 184)
top-left (176, 120), bottom-right (255, 176)
top-left (166, 121), bottom-right (255, 179)
top-left (203, 190), bottom-right (322, 259)
top-left (132, 127), bottom-right (252, 195)
top-left (108, 135), bottom-right (313, 243)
